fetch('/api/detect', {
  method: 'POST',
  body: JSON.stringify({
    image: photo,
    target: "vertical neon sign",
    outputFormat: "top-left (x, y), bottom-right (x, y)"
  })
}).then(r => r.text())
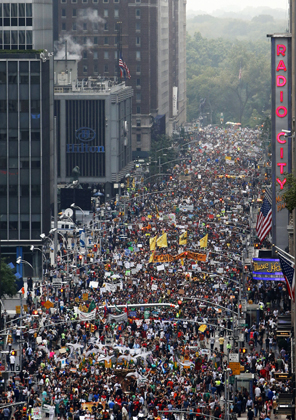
top-left (271, 34), bottom-right (291, 251)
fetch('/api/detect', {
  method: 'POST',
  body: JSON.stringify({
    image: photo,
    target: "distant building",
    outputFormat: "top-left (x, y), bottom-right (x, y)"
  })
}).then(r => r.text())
top-left (53, 0), bottom-right (187, 156)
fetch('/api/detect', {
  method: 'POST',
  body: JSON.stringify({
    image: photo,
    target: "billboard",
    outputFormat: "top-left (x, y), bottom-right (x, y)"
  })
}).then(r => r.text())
top-left (252, 258), bottom-right (285, 281)
top-left (271, 35), bottom-right (292, 251)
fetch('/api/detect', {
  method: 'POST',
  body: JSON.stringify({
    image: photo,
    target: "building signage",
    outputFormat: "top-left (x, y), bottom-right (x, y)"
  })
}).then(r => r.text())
top-left (271, 35), bottom-right (291, 250)
top-left (252, 258), bottom-right (285, 281)
top-left (66, 127), bottom-right (105, 153)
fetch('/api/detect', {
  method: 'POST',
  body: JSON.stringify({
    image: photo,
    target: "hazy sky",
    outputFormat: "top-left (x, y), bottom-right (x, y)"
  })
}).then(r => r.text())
top-left (186, 0), bottom-right (289, 13)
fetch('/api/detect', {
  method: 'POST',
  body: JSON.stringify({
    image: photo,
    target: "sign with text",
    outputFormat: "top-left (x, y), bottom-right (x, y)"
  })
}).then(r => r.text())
top-left (252, 258), bottom-right (285, 281)
top-left (271, 35), bottom-right (291, 250)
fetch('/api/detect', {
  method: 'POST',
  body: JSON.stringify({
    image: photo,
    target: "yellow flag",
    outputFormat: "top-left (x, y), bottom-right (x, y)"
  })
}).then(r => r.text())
top-left (149, 235), bottom-right (157, 251)
top-left (199, 233), bottom-right (208, 248)
top-left (148, 251), bottom-right (155, 263)
top-left (156, 233), bottom-right (168, 248)
top-left (179, 231), bottom-right (187, 245)
top-left (155, 205), bottom-right (160, 218)
top-left (132, 178), bottom-right (135, 188)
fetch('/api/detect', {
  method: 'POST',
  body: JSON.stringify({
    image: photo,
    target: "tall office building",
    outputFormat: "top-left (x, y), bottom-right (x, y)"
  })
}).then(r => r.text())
top-left (53, 0), bottom-right (187, 155)
top-left (0, 1), bottom-right (53, 278)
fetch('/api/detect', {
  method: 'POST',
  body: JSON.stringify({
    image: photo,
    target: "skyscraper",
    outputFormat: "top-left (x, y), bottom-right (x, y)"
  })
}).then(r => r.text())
top-left (0, 1), bottom-right (53, 278)
top-left (53, 0), bottom-right (186, 155)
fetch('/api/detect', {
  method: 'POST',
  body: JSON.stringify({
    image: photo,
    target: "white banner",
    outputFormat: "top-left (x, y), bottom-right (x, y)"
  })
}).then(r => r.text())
top-left (77, 309), bottom-right (96, 321)
top-left (108, 312), bottom-right (127, 323)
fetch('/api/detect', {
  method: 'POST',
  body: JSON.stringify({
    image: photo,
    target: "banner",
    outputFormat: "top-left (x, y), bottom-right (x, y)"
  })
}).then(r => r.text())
top-left (108, 312), bottom-right (128, 323)
top-left (151, 251), bottom-right (207, 263)
top-left (77, 308), bottom-right (96, 321)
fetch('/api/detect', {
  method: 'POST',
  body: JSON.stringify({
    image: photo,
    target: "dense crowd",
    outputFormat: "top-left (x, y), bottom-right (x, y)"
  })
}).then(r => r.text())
top-left (0, 127), bottom-right (293, 420)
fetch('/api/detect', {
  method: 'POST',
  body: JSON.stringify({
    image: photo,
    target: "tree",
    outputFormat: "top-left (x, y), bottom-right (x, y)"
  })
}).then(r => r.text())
top-left (0, 259), bottom-right (18, 299)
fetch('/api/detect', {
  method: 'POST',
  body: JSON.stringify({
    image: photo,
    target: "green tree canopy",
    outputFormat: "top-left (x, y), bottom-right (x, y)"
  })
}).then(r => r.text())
top-left (0, 259), bottom-right (18, 299)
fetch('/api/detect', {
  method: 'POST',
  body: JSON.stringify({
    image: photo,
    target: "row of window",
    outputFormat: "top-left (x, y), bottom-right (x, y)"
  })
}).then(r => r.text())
top-left (63, 21), bottom-right (141, 32)
top-left (61, 8), bottom-right (141, 17)
top-left (61, 0), bottom-right (141, 3)
top-left (0, 3), bottom-right (32, 17)
top-left (0, 30), bottom-right (33, 50)
top-left (80, 50), bottom-right (141, 60)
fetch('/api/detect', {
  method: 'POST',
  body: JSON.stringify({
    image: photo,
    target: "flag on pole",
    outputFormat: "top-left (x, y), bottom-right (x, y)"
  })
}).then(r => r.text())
top-left (278, 253), bottom-right (295, 302)
top-left (119, 55), bottom-right (131, 79)
top-left (199, 233), bottom-right (208, 248)
top-left (256, 189), bottom-right (272, 242)
top-left (156, 233), bottom-right (168, 248)
top-left (148, 251), bottom-right (155, 263)
top-left (149, 235), bottom-right (157, 251)
top-left (179, 231), bottom-right (187, 246)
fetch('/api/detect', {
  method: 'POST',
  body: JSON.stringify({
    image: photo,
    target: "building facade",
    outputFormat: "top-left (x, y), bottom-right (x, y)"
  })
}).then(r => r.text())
top-left (0, 0), bottom-right (54, 278)
top-left (53, 0), bottom-right (187, 155)
top-left (54, 60), bottom-right (134, 199)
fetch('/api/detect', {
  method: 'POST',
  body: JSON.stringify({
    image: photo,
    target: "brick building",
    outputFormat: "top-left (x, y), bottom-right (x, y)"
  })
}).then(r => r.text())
top-left (53, 0), bottom-right (187, 155)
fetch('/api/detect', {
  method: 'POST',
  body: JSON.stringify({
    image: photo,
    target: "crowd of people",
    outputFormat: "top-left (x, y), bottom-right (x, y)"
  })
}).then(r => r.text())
top-left (0, 127), bottom-right (293, 420)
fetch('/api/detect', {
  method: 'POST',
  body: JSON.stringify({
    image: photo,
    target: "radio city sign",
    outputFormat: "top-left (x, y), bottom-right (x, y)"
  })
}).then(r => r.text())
top-left (66, 127), bottom-right (105, 153)
top-left (271, 35), bottom-right (291, 250)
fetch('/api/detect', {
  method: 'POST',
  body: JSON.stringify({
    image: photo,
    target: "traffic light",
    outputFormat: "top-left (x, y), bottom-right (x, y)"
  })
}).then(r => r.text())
top-left (93, 244), bottom-right (97, 253)
top-left (32, 310), bottom-right (38, 315)
top-left (78, 255), bottom-right (83, 261)
top-left (91, 324), bottom-right (95, 333)
top-left (240, 348), bottom-right (247, 354)
top-left (244, 265), bottom-right (248, 271)
top-left (85, 323), bottom-right (90, 330)
top-left (61, 288), bottom-right (64, 293)
top-left (11, 350), bottom-right (17, 356)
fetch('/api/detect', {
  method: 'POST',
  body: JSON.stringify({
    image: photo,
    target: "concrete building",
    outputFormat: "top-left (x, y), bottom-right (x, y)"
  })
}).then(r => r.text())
top-left (54, 59), bottom-right (134, 199)
top-left (0, 0), bottom-right (54, 278)
top-left (53, 0), bottom-right (187, 156)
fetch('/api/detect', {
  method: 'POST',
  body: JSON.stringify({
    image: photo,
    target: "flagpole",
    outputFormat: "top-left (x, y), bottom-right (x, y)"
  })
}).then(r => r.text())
top-left (117, 21), bottom-right (122, 83)
top-left (273, 244), bottom-right (295, 261)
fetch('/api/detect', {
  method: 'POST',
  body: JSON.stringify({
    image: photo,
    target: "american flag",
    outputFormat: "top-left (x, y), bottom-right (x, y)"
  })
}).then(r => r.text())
top-left (278, 253), bottom-right (295, 301)
top-left (119, 56), bottom-right (131, 79)
top-left (256, 188), bottom-right (272, 242)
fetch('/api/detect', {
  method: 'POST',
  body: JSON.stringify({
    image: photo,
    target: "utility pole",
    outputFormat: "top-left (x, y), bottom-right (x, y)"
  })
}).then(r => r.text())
top-left (19, 292), bottom-right (23, 371)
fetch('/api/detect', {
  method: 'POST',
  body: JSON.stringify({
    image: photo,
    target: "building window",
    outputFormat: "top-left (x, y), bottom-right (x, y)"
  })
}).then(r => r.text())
top-left (114, 0), bottom-right (119, 3)
top-left (114, 51), bottom-right (118, 59)
top-left (136, 51), bottom-right (141, 60)
top-left (83, 37), bottom-right (87, 44)
top-left (93, 22), bottom-right (99, 31)
top-left (71, 0), bottom-right (77, 3)
top-left (114, 36), bottom-right (118, 45)
top-left (83, 65), bottom-right (88, 74)
top-left (94, 64), bottom-right (98, 73)
top-left (62, 22), bottom-right (66, 31)
top-left (83, 51), bottom-right (87, 59)
top-left (82, 0), bottom-right (88, 3)
top-left (93, 51), bottom-right (98, 59)
top-left (136, 147), bottom-right (141, 151)
top-left (104, 51), bottom-right (109, 59)
top-left (136, 92), bottom-right (141, 101)
top-left (103, 0), bottom-right (109, 2)
top-left (94, 36), bottom-right (98, 44)
top-left (136, 22), bottom-right (141, 31)
top-left (61, 0), bottom-right (67, 3)
top-left (114, 9), bottom-right (119, 17)
top-left (135, 9), bottom-right (141, 18)
top-left (137, 134), bottom-right (141, 142)
top-left (93, 0), bottom-right (98, 2)
top-left (104, 9), bottom-right (108, 17)
top-left (83, 23), bottom-right (87, 31)
top-left (104, 64), bottom-right (109, 72)
top-left (104, 37), bottom-right (109, 45)
top-left (62, 9), bottom-right (66, 17)
top-left (72, 22), bottom-right (77, 30)
top-left (136, 78), bottom-right (141, 86)
top-left (136, 0), bottom-right (141, 3)
top-left (104, 22), bottom-right (108, 31)
top-left (136, 106), bottom-right (141, 114)
top-left (72, 9), bottom-right (77, 16)
top-left (136, 64), bottom-right (141, 73)
top-left (136, 36), bottom-right (141, 46)
top-left (136, 119), bottom-right (141, 127)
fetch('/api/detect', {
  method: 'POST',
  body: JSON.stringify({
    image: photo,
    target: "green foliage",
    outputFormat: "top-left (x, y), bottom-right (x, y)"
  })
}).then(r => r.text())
top-left (0, 259), bottom-right (18, 299)
top-left (186, 32), bottom-right (271, 125)
top-left (282, 173), bottom-right (296, 213)
top-left (186, 15), bottom-right (287, 40)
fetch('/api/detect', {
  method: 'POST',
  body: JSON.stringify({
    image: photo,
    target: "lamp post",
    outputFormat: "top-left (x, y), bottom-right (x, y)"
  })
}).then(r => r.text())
top-left (30, 245), bottom-right (45, 286)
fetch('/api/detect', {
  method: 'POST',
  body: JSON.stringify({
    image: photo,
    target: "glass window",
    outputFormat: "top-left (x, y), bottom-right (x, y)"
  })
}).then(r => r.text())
top-left (136, 9), bottom-right (141, 17)
top-left (26, 4), bottom-right (32, 17)
top-left (114, 51), bottom-right (118, 59)
top-left (136, 22), bottom-right (141, 31)
top-left (11, 31), bottom-right (18, 45)
top-left (83, 65), bottom-right (87, 73)
top-left (62, 8), bottom-right (66, 17)
top-left (93, 22), bottom-right (98, 31)
top-left (73, 9), bottom-right (77, 16)
top-left (72, 22), bottom-right (76, 30)
top-left (114, 9), bottom-right (119, 17)
top-left (136, 51), bottom-right (141, 60)
top-left (83, 51), bottom-right (87, 59)
top-left (19, 4), bottom-right (25, 17)
top-left (62, 22), bottom-right (66, 31)
top-left (94, 64), bottom-right (98, 73)
top-left (4, 31), bottom-right (10, 47)
top-left (104, 51), bottom-right (109, 59)
top-left (136, 105), bottom-right (141, 113)
top-left (83, 23), bottom-right (87, 31)
top-left (0, 62), bottom-right (6, 84)
top-left (9, 141), bottom-right (18, 157)
top-left (94, 36), bottom-right (98, 44)
top-left (26, 31), bottom-right (32, 45)
top-left (136, 36), bottom-right (141, 46)
top-left (136, 119), bottom-right (141, 126)
top-left (137, 134), bottom-right (141, 142)
top-left (104, 64), bottom-right (108, 72)
top-left (104, 37), bottom-right (109, 45)
top-left (93, 51), bottom-right (98, 59)
top-left (104, 22), bottom-right (108, 31)
top-left (3, 3), bottom-right (10, 17)
top-left (19, 30), bottom-right (25, 45)
top-left (11, 4), bottom-right (17, 17)
top-left (136, 78), bottom-right (141, 86)
top-left (104, 9), bottom-right (108, 17)
top-left (136, 92), bottom-right (141, 100)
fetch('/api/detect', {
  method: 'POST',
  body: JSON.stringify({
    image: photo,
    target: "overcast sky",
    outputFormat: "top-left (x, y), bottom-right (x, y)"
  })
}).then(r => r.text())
top-left (186, 0), bottom-right (289, 13)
